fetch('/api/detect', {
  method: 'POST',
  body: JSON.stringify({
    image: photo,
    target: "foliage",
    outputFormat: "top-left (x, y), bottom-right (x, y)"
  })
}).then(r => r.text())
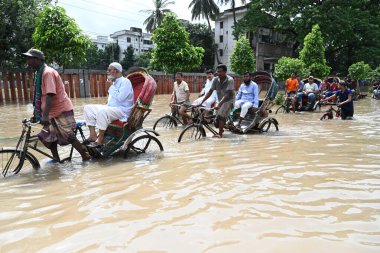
top-left (348, 61), bottom-right (372, 81)
top-left (368, 65), bottom-right (380, 83)
top-left (274, 57), bottom-right (309, 81)
top-left (135, 51), bottom-right (152, 69)
top-left (189, 0), bottom-right (219, 31)
top-left (299, 25), bottom-right (330, 77)
top-left (234, 0), bottom-right (380, 75)
top-left (0, 0), bottom-right (48, 69)
top-left (229, 37), bottom-right (255, 75)
top-left (184, 23), bottom-right (215, 71)
top-left (104, 43), bottom-right (120, 63)
top-left (33, 5), bottom-right (92, 68)
top-left (121, 45), bottom-right (135, 71)
top-left (274, 92), bottom-right (284, 105)
top-left (141, 0), bottom-right (174, 33)
top-left (151, 13), bottom-right (204, 74)
top-left (73, 43), bottom-right (108, 70)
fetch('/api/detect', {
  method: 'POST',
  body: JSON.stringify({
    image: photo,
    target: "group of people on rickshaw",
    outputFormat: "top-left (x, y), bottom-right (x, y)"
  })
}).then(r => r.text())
top-left (285, 73), bottom-right (354, 119)
top-left (169, 64), bottom-right (260, 138)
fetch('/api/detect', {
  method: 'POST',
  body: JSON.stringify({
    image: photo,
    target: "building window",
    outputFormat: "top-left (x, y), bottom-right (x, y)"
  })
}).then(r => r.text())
top-left (136, 38), bottom-right (138, 41)
top-left (219, 49), bottom-right (223, 56)
top-left (219, 35), bottom-right (223, 43)
top-left (220, 21), bottom-right (223, 29)
top-left (135, 49), bottom-right (138, 51)
top-left (127, 37), bottom-right (131, 42)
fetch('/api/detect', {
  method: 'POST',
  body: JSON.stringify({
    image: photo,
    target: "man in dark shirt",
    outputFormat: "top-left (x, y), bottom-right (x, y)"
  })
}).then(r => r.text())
top-left (322, 81), bottom-right (354, 119)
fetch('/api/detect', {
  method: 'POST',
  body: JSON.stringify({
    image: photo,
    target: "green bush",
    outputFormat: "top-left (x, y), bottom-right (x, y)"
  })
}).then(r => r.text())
top-left (274, 92), bottom-right (284, 105)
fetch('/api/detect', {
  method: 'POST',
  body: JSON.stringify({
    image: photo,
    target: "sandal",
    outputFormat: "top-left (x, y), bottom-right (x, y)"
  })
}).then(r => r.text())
top-left (212, 134), bottom-right (222, 138)
top-left (87, 141), bottom-right (104, 148)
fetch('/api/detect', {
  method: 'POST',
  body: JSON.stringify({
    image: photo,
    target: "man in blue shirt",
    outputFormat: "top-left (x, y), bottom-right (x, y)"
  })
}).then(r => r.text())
top-left (321, 81), bottom-right (354, 119)
top-left (234, 72), bottom-right (259, 128)
top-left (83, 62), bottom-right (134, 146)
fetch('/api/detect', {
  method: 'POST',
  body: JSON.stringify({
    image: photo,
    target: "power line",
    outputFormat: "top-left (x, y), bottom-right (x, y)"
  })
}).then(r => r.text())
top-left (58, 1), bottom-right (149, 24)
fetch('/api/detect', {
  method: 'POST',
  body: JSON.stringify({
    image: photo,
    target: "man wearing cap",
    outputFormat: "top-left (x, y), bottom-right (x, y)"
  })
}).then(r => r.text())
top-left (296, 76), bottom-right (319, 110)
top-left (83, 62), bottom-right (134, 147)
top-left (22, 48), bottom-right (90, 161)
top-left (321, 81), bottom-right (354, 119)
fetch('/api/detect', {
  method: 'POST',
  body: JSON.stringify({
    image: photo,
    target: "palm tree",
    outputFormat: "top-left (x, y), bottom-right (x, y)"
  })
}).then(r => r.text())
top-left (141, 0), bottom-right (175, 33)
top-left (189, 0), bottom-right (219, 32)
top-left (219, 0), bottom-right (247, 38)
top-left (189, 0), bottom-right (221, 64)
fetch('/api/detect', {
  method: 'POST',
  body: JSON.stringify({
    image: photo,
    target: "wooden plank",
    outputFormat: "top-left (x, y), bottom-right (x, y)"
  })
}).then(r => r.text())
top-left (16, 72), bottom-right (23, 101)
top-left (28, 73), bottom-right (35, 102)
top-left (89, 73), bottom-right (95, 97)
top-left (69, 74), bottom-right (75, 98)
top-left (73, 74), bottom-right (80, 98)
top-left (1, 71), bottom-right (6, 102)
top-left (22, 72), bottom-right (29, 101)
top-left (94, 74), bottom-right (99, 97)
top-left (9, 72), bottom-right (16, 101)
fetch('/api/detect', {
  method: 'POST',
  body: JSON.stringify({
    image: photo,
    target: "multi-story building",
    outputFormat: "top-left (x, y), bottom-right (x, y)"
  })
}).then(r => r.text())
top-left (214, 6), bottom-right (293, 73)
top-left (92, 35), bottom-right (111, 50)
top-left (110, 27), bottom-right (154, 61)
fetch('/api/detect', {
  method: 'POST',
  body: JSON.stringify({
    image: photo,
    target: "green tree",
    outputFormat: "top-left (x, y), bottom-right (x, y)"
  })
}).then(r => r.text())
top-left (0, 0), bottom-right (48, 69)
top-left (141, 0), bottom-right (174, 33)
top-left (33, 5), bottom-right (92, 68)
top-left (104, 43), bottom-right (120, 63)
top-left (121, 45), bottom-right (135, 71)
top-left (299, 24), bottom-right (330, 78)
top-left (234, 0), bottom-right (380, 75)
top-left (189, 0), bottom-right (220, 64)
top-left (348, 61), bottom-right (372, 81)
top-left (229, 37), bottom-right (255, 74)
top-left (151, 13), bottom-right (204, 74)
top-left (219, 0), bottom-right (246, 40)
top-left (274, 57), bottom-right (309, 82)
top-left (78, 44), bottom-right (109, 70)
top-left (184, 23), bottom-right (215, 71)
top-left (135, 51), bottom-right (152, 68)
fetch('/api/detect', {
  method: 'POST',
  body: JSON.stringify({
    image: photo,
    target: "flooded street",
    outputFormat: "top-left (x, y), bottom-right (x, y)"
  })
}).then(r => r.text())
top-left (0, 94), bottom-right (379, 253)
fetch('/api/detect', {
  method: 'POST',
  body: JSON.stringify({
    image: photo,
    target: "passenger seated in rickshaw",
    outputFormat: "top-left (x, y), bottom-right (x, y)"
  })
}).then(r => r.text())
top-left (170, 72), bottom-right (192, 125)
top-left (192, 69), bottom-right (218, 108)
top-left (285, 73), bottom-right (299, 112)
top-left (234, 72), bottom-right (259, 129)
top-left (296, 76), bottom-right (319, 110)
top-left (83, 62), bottom-right (134, 147)
top-left (320, 78), bottom-right (330, 96)
top-left (321, 81), bottom-right (354, 120)
top-left (324, 78), bottom-right (339, 99)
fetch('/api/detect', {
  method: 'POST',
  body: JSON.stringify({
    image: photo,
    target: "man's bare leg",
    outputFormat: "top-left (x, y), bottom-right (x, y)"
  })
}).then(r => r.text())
top-left (88, 125), bottom-right (98, 141)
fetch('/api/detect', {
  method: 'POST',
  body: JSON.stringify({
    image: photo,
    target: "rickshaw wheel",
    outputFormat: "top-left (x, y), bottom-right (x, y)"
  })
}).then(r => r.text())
top-left (178, 124), bottom-right (206, 143)
top-left (259, 119), bottom-right (279, 133)
top-left (153, 115), bottom-right (177, 130)
top-left (124, 135), bottom-right (164, 158)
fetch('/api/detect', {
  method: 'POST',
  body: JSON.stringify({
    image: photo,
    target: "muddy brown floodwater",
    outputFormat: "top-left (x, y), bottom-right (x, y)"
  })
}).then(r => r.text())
top-left (0, 94), bottom-right (379, 253)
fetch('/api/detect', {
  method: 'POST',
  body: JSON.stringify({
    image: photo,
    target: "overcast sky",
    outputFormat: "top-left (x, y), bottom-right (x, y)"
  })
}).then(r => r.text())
top-left (57, 0), bottom-right (232, 37)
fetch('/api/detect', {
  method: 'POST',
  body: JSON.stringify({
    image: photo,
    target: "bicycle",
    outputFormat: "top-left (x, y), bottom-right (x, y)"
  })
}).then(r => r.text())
top-left (320, 103), bottom-right (341, 120)
top-left (275, 94), bottom-right (295, 114)
top-left (177, 107), bottom-right (218, 142)
top-left (153, 103), bottom-right (193, 130)
top-left (0, 118), bottom-right (86, 177)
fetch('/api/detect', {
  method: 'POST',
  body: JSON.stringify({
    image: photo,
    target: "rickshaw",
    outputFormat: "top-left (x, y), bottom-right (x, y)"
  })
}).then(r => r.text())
top-left (0, 68), bottom-right (163, 177)
top-left (227, 71), bottom-right (279, 134)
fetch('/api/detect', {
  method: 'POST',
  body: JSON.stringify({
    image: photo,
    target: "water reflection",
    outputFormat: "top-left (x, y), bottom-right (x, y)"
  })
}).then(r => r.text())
top-left (0, 96), bottom-right (379, 252)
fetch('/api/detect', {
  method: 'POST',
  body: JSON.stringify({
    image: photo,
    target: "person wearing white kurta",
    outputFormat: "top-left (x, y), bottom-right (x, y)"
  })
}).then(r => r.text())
top-left (192, 70), bottom-right (218, 108)
top-left (83, 62), bottom-right (134, 146)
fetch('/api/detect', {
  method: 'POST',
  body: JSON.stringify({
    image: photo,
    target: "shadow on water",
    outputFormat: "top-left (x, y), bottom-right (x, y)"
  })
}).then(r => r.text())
top-left (0, 95), bottom-right (379, 252)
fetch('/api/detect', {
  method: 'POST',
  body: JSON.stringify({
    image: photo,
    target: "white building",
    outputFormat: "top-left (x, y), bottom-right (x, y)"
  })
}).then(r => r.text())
top-left (110, 27), bottom-right (154, 61)
top-left (91, 35), bottom-right (112, 50)
top-left (215, 6), bottom-right (293, 72)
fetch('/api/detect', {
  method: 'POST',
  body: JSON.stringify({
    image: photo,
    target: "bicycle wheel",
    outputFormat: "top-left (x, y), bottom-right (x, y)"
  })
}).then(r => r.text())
top-left (275, 105), bottom-right (286, 114)
top-left (124, 135), bottom-right (164, 158)
top-left (178, 124), bottom-right (206, 143)
top-left (259, 119), bottom-right (279, 133)
top-left (153, 116), bottom-right (177, 130)
top-left (0, 149), bottom-right (39, 177)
